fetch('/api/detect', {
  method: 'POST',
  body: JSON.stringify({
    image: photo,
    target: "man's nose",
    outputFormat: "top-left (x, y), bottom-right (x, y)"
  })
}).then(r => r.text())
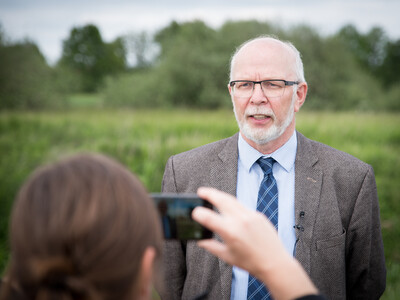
top-left (250, 83), bottom-right (267, 104)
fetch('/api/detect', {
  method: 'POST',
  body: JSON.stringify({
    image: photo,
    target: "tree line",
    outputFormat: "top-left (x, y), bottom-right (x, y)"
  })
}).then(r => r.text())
top-left (1, 20), bottom-right (399, 110)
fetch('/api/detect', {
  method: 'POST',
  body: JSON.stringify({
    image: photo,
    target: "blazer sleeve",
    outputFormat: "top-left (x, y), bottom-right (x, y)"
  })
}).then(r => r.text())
top-left (157, 156), bottom-right (187, 300)
top-left (345, 165), bottom-right (386, 299)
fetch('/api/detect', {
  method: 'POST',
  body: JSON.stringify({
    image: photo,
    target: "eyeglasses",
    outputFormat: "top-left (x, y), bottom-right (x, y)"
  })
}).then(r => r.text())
top-left (229, 79), bottom-right (299, 98)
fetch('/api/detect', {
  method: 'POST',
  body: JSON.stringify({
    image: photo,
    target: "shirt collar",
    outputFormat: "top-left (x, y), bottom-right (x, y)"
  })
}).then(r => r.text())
top-left (238, 131), bottom-right (297, 173)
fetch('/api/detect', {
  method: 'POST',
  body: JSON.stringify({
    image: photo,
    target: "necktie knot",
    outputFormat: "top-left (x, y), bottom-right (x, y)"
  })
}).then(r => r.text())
top-left (257, 157), bottom-right (275, 176)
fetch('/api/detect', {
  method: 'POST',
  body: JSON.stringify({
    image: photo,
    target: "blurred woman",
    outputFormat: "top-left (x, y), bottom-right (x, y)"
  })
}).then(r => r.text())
top-left (0, 154), bottom-right (162, 300)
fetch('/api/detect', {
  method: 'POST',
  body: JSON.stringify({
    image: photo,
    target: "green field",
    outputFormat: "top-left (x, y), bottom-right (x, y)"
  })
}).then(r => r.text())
top-left (0, 109), bottom-right (399, 298)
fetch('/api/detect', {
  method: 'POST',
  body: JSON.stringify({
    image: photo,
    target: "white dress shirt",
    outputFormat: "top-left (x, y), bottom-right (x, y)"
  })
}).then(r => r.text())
top-left (230, 131), bottom-right (297, 300)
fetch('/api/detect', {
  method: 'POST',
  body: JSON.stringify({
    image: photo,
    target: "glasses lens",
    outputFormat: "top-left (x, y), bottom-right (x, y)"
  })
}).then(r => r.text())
top-left (233, 81), bottom-right (254, 98)
top-left (261, 80), bottom-right (285, 98)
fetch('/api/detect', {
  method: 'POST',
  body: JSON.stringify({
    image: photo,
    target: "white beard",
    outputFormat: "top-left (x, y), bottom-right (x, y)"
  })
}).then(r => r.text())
top-left (233, 93), bottom-right (296, 145)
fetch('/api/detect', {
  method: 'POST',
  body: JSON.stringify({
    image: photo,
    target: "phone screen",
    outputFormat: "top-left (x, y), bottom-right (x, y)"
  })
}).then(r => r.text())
top-left (151, 193), bottom-right (213, 240)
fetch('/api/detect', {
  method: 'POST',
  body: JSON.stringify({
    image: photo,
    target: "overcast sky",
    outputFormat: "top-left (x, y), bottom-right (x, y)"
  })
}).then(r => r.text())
top-left (1, 0), bottom-right (399, 64)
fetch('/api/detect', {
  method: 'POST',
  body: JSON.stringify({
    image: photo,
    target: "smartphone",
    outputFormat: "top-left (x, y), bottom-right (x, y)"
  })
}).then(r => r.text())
top-left (151, 193), bottom-right (213, 240)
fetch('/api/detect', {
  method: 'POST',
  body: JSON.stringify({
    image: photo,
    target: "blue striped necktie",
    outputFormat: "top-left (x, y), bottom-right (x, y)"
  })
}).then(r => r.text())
top-left (247, 157), bottom-right (278, 300)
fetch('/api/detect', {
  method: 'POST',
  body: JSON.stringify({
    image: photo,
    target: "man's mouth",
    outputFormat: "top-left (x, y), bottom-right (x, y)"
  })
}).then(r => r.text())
top-left (251, 114), bottom-right (271, 120)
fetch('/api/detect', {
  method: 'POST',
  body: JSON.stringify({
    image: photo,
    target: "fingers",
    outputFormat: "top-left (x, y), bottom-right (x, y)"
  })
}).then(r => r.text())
top-left (197, 187), bottom-right (243, 215)
top-left (192, 203), bottom-right (240, 242)
top-left (192, 206), bottom-right (222, 233)
top-left (194, 187), bottom-right (270, 240)
top-left (197, 239), bottom-right (227, 259)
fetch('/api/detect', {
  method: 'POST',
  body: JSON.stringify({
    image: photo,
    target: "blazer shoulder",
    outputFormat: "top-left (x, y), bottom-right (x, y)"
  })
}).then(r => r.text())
top-left (163, 133), bottom-right (239, 193)
top-left (171, 133), bottom-right (238, 164)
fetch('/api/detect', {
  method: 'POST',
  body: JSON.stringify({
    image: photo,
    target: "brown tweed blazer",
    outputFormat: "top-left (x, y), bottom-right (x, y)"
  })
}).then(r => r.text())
top-left (158, 132), bottom-right (386, 300)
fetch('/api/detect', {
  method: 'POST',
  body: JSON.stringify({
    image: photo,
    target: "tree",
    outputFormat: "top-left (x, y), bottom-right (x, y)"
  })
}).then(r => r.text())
top-left (0, 40), bottom-right (62, 110)
top-left (124, 31), bottom-right (158, 68)
top-left (337, 25), bottom-right (388, 76)
top-left (105, 37), bottom-right (127, 73)
top-left (154, 20), bottom-right (229, 107)
top-left (59, 24), bottom-right (126, 92)
top-left (378, 39), bottom-right (400, 87)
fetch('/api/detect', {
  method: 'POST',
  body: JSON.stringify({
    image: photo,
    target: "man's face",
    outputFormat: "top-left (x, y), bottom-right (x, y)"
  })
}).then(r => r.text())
top-left (229, 40), bottom-right (304, 149)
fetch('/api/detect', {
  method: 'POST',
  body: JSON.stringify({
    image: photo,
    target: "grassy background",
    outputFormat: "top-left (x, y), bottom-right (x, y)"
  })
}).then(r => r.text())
top-left (0, 107), bottom-right (399, 298)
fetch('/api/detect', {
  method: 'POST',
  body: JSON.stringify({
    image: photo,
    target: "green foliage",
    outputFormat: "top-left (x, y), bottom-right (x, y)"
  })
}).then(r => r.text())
top-left (0, 41), bottom-right (63, 110)
top-left (124, 31), bottom-right (159, 68)
top-left (102, 20), bottom-right (399, 111)
top-left (154, 20), bottom-right (231, 108)
top-left (0, 109), bottom-right (399, 299)
top-left (65, 93), bottom-right (104, 108)
top-left (101, 71), bottom-right (165, 108)
top-left (300, 35), bottom-right (382, 110)
top-left (106, 37), bottom-right (127, 72)
top-left (59, 24), bottom-right (127, 92)
top-left (218, 20), bottom-right (277, 49)
top-left (337, 24), bottom-right (400, 91)
top-left (1, 20), bottom-right (400, 111)
top-left (385, 84), bottom-right (400, 111)
top-left (102, 20), bottom-right (280, 108)
top-left (282, 26), bottom-right (379, 110)
top-left (51, 64), bottom-right (85, 94)
top-left (378, 39), bottom-right (400, 88)
top-left (102, 21), bottom-right (233, 108)
top-left (338, 24), bottom-right (387, 71)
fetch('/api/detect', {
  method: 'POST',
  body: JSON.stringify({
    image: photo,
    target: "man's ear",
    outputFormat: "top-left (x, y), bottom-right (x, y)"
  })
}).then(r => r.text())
top-left (137, 247), bottom-right (156, 300)
top-left (294, 82), bottom-right (307, 112)
top-left (228, 83), bottom-right (233, 96)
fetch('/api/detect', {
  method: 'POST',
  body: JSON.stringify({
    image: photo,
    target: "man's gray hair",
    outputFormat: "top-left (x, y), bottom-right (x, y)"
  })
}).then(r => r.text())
top-left (229, 35), bottom-right (306, 83)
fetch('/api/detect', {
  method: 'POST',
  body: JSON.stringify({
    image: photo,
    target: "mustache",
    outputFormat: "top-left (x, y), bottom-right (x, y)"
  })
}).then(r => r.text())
top-left (244, 107), bottom-right (276, 119)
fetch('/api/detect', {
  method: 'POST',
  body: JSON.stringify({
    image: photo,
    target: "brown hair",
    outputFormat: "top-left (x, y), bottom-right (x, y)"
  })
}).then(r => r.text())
top-left (1, 153), bottom-right (162, 300)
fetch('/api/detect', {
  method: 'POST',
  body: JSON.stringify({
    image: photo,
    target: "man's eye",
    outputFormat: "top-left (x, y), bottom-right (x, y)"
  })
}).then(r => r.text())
top-left (237, 82), bottom-right (252, 89)
top-left (263, 81), bottom-right (282, 89)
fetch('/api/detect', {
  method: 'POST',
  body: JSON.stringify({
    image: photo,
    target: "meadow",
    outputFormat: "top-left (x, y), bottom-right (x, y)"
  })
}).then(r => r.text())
top-left (0, 108), bottom-right (399, 299)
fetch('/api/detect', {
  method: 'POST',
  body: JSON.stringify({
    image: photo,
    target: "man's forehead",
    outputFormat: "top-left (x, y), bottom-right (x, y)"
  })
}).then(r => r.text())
top-left (237, 38), bottom-right (293, 59)
top-left (233, 39), bottom-right (295, 74)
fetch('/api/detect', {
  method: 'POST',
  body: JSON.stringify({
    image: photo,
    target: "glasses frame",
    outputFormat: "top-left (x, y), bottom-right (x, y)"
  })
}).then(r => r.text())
top-left (229, 79), bottom-right (300, 98)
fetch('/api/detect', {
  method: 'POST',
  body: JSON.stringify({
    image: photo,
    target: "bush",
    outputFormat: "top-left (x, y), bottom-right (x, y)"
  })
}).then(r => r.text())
top-left (101, 71), bottom-right (166, 108)
top-left (384, 83), bottom-right (400, 111)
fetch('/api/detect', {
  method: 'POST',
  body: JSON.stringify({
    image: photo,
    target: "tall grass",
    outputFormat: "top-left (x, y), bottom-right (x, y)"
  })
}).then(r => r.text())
top-left (0, 109), bottom-right (398, 298)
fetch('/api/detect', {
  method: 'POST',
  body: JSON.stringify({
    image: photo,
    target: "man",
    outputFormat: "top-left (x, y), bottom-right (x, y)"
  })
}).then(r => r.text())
top-left (160, 36), bottom-right (386, 300)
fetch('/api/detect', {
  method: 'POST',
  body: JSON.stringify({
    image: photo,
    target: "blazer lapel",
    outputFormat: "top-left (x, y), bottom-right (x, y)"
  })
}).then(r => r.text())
top-left (210, 133), bottom-right (239, 299)
top-left (210, 133), bottom-right (239, 196)
top-left (294, 132), bottom-right (323, 274)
